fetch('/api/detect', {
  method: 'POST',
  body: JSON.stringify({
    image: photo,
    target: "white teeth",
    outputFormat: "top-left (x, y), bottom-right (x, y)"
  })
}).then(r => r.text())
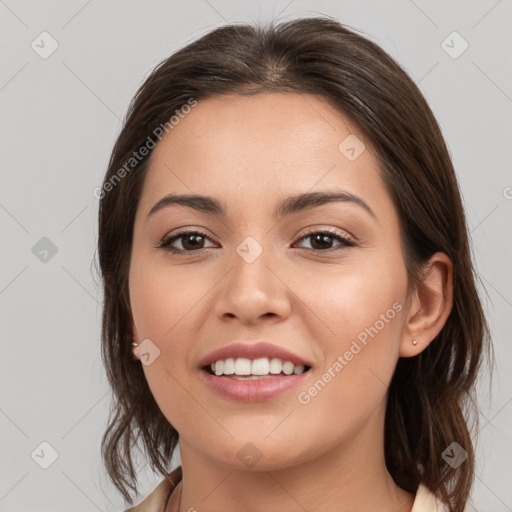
top-left (269, 357), bottom-right (283, 374)
top-left (282, 361), bottom-right (294, 375)
top-left (223, 358), bottom-right (235, 375)
top-left (251, 357), bottom-right (270, 375)
top-left (208, 357), bottom-right (308, 376)
top-left (234, 357), bottom-right (252, 375)
top-left (293, 365), bottom-right (305, 375)
top-left (214, 360), bottom-right (224, 376)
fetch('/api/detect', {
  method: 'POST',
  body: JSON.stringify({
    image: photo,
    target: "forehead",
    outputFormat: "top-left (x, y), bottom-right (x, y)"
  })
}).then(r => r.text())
top-left (138, 92), bottom-right (391, 219)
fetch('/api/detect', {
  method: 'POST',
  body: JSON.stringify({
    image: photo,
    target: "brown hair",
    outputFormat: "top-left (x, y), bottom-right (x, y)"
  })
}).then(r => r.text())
top-left (97, 16), bottom-right (491, 511)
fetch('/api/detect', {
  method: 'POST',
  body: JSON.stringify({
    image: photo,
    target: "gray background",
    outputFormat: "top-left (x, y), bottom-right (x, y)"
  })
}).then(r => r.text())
top-left (1, 1), bottom-right (511, 510)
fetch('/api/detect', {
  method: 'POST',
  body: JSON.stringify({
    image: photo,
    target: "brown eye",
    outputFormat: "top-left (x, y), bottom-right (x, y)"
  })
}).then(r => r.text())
top-left (158, 230), bottom-right (216, 253)
top-left (295, 230), bottom-right (355, 252)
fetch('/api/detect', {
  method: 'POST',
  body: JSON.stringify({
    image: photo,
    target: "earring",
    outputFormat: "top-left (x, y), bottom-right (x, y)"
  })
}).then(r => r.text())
top-left (412, 339), bottom-right (418, 346)
top-left (132, 342), bottom-right (139, 347)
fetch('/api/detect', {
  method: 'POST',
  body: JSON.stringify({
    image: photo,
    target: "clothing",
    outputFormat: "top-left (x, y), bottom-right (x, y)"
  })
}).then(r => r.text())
top-left (125, 466), bottom-right (449, 512)
top-left (125, 466), bottom-right (182, 512)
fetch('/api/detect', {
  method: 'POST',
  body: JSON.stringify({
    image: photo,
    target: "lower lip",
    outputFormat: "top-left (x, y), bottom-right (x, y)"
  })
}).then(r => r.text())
top-left (200, 369), bottom-right (310, 402)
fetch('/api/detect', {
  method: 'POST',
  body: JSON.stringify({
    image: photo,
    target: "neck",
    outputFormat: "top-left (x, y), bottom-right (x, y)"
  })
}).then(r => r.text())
top-left (167, 402), bottom-right (414, 512)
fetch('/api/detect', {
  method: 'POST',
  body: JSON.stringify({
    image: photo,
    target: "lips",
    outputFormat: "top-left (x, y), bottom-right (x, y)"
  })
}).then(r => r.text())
top-left (197, 341), bottom-right (313, 370)
top-left (200, 369), bottom-right (309, 402)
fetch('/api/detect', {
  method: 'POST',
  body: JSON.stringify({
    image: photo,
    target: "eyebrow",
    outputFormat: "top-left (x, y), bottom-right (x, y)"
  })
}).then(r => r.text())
top-left (147, 189), bottom-right (376, 220)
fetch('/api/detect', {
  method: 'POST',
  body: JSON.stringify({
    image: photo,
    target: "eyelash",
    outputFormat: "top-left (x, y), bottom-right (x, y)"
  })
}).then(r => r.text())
top-left (155, 228), bottom-right (356, 255)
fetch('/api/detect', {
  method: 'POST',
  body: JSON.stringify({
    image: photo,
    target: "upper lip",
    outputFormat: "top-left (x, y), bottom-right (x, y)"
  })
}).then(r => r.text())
top-left (198, 341), bottom-right (312, 369)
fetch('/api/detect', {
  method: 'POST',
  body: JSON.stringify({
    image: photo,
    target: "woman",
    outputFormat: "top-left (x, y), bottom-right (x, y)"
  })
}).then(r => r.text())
top-left (97, 16), bottom-right (490, 512)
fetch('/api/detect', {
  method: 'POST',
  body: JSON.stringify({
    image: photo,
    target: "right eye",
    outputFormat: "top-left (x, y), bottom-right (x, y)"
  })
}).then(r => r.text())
top-left (156, 229), bottom-right (217, 253)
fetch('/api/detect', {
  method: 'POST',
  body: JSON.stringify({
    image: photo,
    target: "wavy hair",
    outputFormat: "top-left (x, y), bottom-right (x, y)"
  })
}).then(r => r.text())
top-left (97, 16), bottom-right (491, 511)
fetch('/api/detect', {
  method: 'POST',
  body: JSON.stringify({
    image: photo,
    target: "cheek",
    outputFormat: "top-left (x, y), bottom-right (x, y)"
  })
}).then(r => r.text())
top-left (129, 257), bottom-right (203, 342)
top-left (294, 264), bottom-right (406, 402)
top-left (268, 263), bottom-right (407, 455)
top-left (300, 261), bottom-right (405, 343)
top-left (129, 255), bottom-right (215, 403)
top-left (129, 258), bottom-right (202, 430)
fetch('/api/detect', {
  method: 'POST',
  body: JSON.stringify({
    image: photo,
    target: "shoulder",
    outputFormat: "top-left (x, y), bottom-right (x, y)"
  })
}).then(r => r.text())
top-left (411, 484), bottom-right (451, 512)
top-left (124, 473), bottom-right (462, 512)
top-left (124, 466), bottom-right (182, 512)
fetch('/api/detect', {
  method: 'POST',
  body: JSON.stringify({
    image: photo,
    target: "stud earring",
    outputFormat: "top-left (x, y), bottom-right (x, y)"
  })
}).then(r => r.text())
top-left (131, 342), bottom-right (140, 361)
top-left (412, 339), bottom-right (418, 346)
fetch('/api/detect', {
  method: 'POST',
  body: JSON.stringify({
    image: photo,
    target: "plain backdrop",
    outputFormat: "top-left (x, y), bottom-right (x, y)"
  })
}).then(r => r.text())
top-left (1, 1), bottom-right (511, 511)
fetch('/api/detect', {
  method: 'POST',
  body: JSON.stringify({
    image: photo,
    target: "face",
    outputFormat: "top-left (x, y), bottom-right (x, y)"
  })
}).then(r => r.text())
top-left (129, 92), bottom-right (410, 470)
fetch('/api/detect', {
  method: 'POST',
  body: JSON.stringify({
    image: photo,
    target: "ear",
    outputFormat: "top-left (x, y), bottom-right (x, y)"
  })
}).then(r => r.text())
top-left (131, 315), bottom-right (141, 360)
top-left (400, 252), bottom-right (453, 357)
top-left (132, 318), bottom-right (140, 343)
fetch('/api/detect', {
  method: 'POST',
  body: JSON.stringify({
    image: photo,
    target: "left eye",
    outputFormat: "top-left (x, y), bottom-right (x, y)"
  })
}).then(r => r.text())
top-left (294, 230), bottom-right (354, 252)
top-left (156, 229), bottom-right (354, 253)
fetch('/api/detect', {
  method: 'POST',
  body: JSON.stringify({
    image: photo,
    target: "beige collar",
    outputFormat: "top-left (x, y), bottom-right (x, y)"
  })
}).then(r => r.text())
top-left (126, 469), bottom-right (448, 512)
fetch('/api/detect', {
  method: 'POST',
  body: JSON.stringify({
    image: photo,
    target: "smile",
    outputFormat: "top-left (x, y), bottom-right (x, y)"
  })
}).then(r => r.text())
top-left (200, 358), bottom-right (311, 402)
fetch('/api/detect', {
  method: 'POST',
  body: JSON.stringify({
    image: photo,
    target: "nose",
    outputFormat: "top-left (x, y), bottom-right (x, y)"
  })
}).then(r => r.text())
top-left (213, 242), bottom-right (291, 326)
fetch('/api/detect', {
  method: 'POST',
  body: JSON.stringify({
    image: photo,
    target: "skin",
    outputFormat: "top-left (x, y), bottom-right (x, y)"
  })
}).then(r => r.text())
top-left (129, 92), bottom-right (453, 512)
